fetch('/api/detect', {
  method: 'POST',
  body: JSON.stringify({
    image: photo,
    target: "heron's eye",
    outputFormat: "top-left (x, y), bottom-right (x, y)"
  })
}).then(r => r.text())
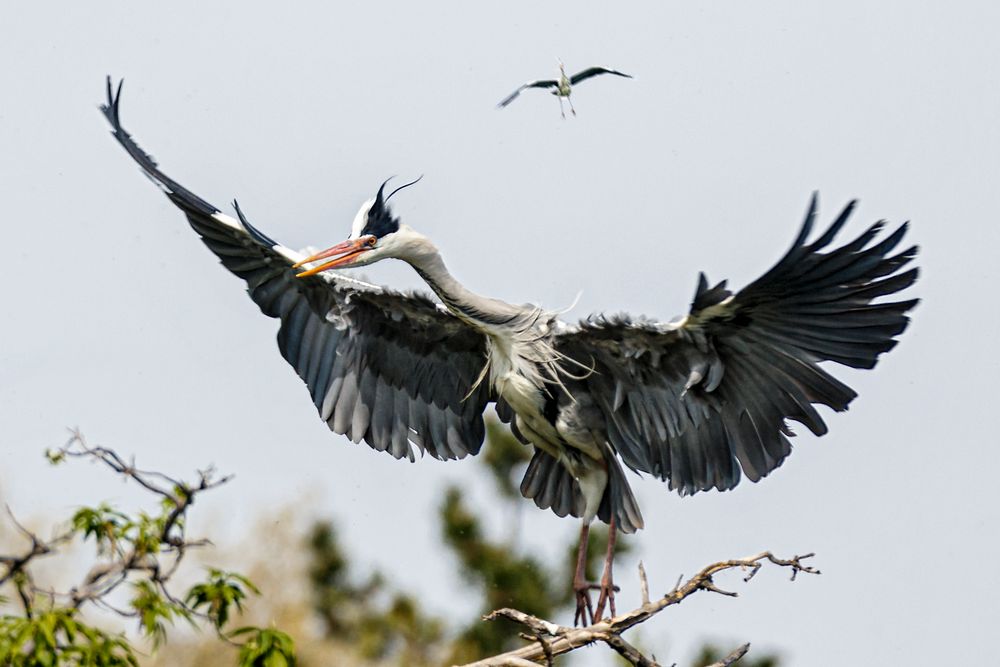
top-left (367, 236), bottom-right (377, 247)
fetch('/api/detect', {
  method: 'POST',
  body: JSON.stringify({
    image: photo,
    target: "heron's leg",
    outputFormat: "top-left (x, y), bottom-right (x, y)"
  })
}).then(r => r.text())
top-left (572, 521), bottom-right (594, 626)
top-left (558, 96), bottom-right (566, 120)
top-left (593, 514), bottom-right (618, 622)
top-left (568, 95), bottom-right (577, 116)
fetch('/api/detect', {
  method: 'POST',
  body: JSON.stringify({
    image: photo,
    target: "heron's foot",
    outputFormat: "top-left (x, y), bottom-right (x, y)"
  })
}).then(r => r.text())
top-left (571, 108), bottom-right (577, 116)
top-left (573, 580), bottom-right (595, 626)
top-left (593, 579), bottom-right (620, 622)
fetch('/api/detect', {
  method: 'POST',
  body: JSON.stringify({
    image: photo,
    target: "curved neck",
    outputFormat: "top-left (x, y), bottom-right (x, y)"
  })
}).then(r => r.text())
top-left (405, 248), bottom-right (522, 328)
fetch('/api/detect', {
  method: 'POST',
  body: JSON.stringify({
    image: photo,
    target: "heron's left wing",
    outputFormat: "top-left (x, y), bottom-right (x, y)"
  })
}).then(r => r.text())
top-left (101, 78), bottom-right (492, 462)
top-left (569, 67), bottom-right (632, 85)
top-left (497, 79), bottom-right (558, 108)
top-left (555, 196), bottom-right (918, 495)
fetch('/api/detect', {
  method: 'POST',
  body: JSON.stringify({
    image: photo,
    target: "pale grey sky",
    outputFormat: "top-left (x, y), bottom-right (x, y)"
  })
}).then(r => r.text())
top-left (2, 2), bottom-right (998, 664)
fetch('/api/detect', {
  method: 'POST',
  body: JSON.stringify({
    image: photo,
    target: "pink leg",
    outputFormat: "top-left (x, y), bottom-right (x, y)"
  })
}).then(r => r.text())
top-left (593, 514), bottom-right (618, 622)
top-left (573, 522), bottom-right (594, 626)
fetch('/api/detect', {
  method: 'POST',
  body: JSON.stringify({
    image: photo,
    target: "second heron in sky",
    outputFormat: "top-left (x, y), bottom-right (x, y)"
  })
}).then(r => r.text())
top-left (498, 61), bottom-right (633, 118)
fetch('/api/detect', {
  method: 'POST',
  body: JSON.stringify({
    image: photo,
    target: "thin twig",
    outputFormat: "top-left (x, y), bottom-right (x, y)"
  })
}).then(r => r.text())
top-left (705, 643), bottom-right (750, 667)
top-left (603, 632), bottom-right (659, 666)
top-left (638, 561), bottom-right (650, 605)
top-left (0, 506), bottom-right (72, 590)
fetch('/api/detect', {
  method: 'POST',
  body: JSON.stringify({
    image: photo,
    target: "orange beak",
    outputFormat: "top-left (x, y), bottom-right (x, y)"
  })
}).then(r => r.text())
top-left (293, 238), bottom-right (371, 277)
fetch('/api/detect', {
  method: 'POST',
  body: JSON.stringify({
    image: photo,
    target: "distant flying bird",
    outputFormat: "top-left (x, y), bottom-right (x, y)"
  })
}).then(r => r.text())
top-left (103, 77), bottom-right (918, 626)
top-left (498, 61), bottom-right (633, 118)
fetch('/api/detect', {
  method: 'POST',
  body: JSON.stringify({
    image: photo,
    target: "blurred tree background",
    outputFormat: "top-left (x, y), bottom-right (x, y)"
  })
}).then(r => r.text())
top-left (1, 421), bottom-right (779, 666)
top-left (143, 420), bottom-right (780, 666)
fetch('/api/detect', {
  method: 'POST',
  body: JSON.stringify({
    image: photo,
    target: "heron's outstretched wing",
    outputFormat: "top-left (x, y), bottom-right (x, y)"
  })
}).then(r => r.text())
top-left (556, 195), bottom-right (919, 495)
top-left (568, 67), bottom-right (632, 85)
top-left (497, 79), bottom-right (559, 108)
top-left (101, 77), bottom-right (491, 462)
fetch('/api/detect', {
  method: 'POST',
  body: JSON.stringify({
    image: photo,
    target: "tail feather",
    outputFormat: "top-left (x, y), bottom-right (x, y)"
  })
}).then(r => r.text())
top-left (520, 449), bottom-right (644, 533)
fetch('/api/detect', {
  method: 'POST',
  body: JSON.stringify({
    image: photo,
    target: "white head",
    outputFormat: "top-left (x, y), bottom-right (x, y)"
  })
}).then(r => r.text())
top-left (294, 177), bottom-right (433, 276)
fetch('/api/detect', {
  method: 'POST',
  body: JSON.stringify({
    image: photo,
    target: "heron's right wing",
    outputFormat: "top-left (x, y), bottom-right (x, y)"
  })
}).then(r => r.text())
top-left (568, 67), bottom-right (632, 85)
top-left (556, 196), bottom-right (919, 495)
top-left (102, 78), bottom-right (492, 462)
top-left (497, 79), bottom-right (558, 108)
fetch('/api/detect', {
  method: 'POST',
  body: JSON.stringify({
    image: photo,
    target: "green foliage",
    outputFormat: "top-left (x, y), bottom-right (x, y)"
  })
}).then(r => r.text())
top-left (231, 627), bottom-right (296, 667)
top-left (481, 419), bottom-right (531, 500)
top-left (306, 521), bottom-right (376, 638)
top-left (186, 570), bottom-right (260, 631)
top-left (44, 449), bottom-right (66, 465)
top-left (131, 581), bottom-right (191, 648)
top-left (0, 608), bottom-right (139, 667)
top-left (71, 504), bottom-right (131, 554)
top-left (70, 505), bottom-right (169, 559)
top-left (0, 443), bottom-right (300, 667)
top-left (130, 512), bottom-right (168, 557)
top-left (306, 521), bottom-right (443, 664)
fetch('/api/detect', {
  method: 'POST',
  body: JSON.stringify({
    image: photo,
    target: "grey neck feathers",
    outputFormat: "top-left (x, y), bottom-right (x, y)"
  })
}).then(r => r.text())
top-left (404, 241), bottom-right (581, 395)
top-left (406, 249), bottom-right (525, 328)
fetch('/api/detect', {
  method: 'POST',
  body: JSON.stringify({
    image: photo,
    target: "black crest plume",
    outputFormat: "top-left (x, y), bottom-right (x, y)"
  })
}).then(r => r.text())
top-left (361, 176), bottom-right (423, 238)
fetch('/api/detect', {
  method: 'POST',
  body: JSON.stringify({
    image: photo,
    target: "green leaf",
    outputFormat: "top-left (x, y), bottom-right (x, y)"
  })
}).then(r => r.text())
top-left (234, 627), bottom-right (296, 667)
top-left (186, 569), bottom-right (260, 631)
top-left (130, 581), bottom-right (187, 648)
top-left (130, 511), bottom-right (165, 556)
top-left (71, 503), bottom-right (131, 553)
top-left (44, 448), bottom-right (66, 465)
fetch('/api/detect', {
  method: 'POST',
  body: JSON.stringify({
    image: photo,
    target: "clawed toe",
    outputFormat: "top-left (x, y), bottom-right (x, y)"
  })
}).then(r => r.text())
top-left (574, 583), bottom-right (595, 626)
top-left (593, 581), bottom-right (618, 622)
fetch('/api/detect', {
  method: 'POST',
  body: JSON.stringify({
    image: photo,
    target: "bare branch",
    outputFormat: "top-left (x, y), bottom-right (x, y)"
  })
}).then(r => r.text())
top-left (706, 643), bottom-right (750, 667)
top-left (638, 560), bottom-right (650, 605)
top-left (56, 431), bottom-right (232, 509)
top-left (603, 632), bottom-right (659, 666)
top-left (0, 505), bottom-right (73, 596)
top-left (457, 551), bottom-right (818, 667)
top-left (534, 633), bottom-right (555, 667)
top-left (698, 576), bottom-right (737, 598)
top-left (474, 658), bottom-right (539, 667)
top-left (484, 608), bottom-right (563, 638)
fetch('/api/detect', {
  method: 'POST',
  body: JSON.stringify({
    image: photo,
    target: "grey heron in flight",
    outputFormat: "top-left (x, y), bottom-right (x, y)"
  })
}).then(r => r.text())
top-left (102, 78), bottom-right (918, 625)
top-left (498, 61), bottom-right (633, 118)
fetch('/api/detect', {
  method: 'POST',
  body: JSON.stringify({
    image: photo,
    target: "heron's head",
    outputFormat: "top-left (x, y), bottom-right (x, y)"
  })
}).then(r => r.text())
top-left (294, 176), bottom-right (425, 276)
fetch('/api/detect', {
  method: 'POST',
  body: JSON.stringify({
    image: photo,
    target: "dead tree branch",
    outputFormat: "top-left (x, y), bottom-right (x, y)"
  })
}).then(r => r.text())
top-left (457, 551), bottom-right (818, 667)
top-left (706, 643), bottom-right (751, 667)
